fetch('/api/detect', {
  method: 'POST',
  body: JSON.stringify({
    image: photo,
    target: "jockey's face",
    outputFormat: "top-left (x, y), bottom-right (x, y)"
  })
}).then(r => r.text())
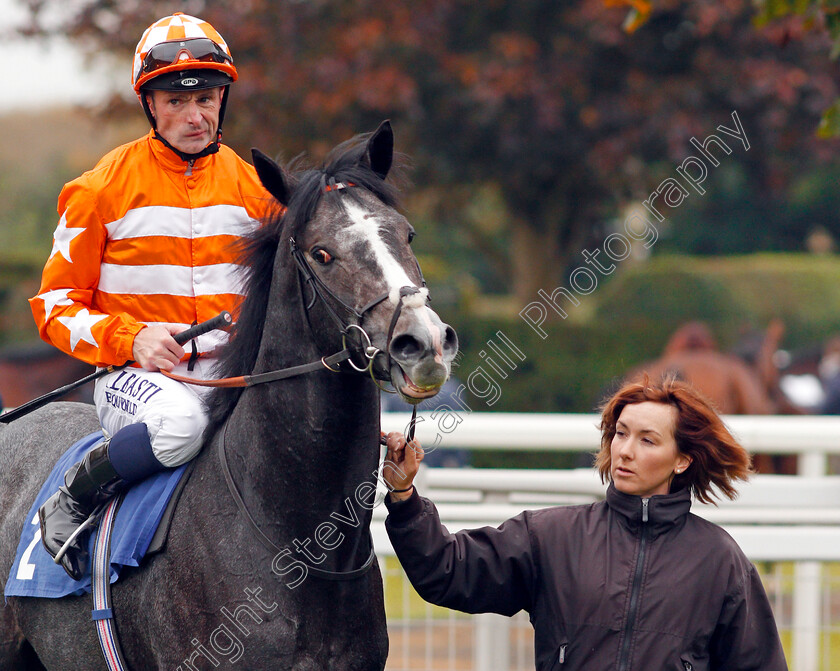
top-left (609, 401), bottom-right (692, 498)
top-left (146, 87), bottom-right (224, 155)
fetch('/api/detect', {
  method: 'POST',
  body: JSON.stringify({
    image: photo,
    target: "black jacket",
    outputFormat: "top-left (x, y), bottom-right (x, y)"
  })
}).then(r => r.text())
top-left (385, 483), bottom-right (787, 671)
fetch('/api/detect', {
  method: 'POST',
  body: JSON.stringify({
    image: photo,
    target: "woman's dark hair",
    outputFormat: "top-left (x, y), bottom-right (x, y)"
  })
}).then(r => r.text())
top-left (595, 376), bottom-right (752, 504)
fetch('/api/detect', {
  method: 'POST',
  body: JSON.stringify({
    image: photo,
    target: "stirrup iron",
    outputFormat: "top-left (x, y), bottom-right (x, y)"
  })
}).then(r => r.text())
top-left (52, 502), bottom-right (106, 564)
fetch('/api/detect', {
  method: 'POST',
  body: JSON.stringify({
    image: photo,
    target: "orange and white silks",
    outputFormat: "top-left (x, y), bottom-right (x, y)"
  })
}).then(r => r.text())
top-left (30, 130), bottom-right (272, 370)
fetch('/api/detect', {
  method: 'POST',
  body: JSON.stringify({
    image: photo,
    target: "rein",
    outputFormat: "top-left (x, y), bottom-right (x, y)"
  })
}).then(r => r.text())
top-left (164, 182), bottom-right (430, 391)
top-left (161, 349), bottom-right (353, 388)
top-left (160, 246), bottom-right (390, 389)
top-left (216, 422), bottom-right (377, 581)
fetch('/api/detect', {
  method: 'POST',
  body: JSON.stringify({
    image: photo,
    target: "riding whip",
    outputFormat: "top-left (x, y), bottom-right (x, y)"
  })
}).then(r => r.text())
top-left (0, 311), bottom-right (233, 424)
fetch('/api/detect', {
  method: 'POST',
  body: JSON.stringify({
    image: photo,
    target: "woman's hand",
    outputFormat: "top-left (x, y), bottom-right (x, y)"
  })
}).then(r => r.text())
top-left (382, 431), bottom-right (424, 501)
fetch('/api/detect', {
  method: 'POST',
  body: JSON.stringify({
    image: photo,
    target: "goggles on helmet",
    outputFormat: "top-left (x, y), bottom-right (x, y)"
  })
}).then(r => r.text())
top-left (139, 38), bottom-right (232, 84)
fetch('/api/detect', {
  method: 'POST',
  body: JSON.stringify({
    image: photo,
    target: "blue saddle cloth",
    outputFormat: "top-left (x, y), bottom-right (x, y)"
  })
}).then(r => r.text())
top-left (4, 432), bottom-right (187, 599)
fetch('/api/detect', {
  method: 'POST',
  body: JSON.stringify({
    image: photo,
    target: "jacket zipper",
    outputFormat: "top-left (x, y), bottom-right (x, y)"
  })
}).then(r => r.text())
top-left (617, 498), bottom-right (649, 671)
top-left (185, 159), bottom-right (195, 176)
top-left (558, 644), bottom-right (567, 664)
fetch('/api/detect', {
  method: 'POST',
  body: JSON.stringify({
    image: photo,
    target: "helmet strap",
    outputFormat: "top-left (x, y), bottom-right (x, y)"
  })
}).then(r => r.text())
top-left (218, 84), bottom-right (230, 134)
top-left (140, 92), bottom-right (157, 131)
top-left (152, 130), bottom-right (220, 163)
top-left (142, 85), bottom-right (230, 163)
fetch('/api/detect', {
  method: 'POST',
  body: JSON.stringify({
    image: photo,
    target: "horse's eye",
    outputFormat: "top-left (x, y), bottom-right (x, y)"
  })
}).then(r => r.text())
top-left (407, 229), bottom-right (416, 244)
top-left (311, 247), bottom-right (333, 265)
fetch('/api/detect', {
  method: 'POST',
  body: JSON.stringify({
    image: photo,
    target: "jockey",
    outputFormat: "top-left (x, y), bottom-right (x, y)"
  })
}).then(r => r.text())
top-left (29, 13), bottom-right (271, 580)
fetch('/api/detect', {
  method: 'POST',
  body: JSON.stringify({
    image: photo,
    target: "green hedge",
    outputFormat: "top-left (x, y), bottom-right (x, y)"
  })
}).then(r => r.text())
top-left (442, 253), bottom-right (840, 417)
top-left (433, 253), bottom-right (840, 468)
top-left (593, 254), bottom-right (840, 348)
top-left (6, 252), bottom-right (838, 468)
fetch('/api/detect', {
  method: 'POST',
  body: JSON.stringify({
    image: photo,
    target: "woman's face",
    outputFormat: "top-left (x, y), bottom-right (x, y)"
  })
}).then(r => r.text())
top-left (610, 401), bottom-right (692, 498)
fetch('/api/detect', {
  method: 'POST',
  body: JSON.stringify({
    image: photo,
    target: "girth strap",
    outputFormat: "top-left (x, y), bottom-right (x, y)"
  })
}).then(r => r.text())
top-left (91, 494), bottom-right (129, 671)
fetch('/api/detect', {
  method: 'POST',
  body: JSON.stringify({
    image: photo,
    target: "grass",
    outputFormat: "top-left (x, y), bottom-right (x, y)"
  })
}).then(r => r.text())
top-left (758, 561), bottom-right (840, 671)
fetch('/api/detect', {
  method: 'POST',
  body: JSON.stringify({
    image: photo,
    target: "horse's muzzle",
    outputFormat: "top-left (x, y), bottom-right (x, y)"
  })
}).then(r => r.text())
top-left (388, 313), bottom-right (458, 402)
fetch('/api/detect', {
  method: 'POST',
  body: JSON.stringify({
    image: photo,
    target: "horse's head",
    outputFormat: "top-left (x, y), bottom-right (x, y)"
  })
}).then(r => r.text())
top-left (252, 121), bottom-right (458, 403)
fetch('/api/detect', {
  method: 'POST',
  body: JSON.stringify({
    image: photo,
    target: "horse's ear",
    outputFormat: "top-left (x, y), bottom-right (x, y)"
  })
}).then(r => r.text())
top-left (252, 148), bottom-right (290, 206)
top-left (365, 120), bottom-right (394, 180)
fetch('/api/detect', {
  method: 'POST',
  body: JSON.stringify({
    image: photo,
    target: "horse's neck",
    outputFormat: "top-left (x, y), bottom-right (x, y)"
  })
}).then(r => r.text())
top-left (222, 279), bottom-right (381, 568)
top-left (225, 373), bottom-right (380, 570)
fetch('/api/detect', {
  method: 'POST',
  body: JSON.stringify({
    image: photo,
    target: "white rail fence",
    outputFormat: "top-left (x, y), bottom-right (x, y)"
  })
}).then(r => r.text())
top-left (376, 412), bottom-right (840, 671)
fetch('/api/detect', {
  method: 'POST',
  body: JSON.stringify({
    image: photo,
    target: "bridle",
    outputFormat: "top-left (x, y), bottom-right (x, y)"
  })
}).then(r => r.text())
top-left (290, 235), bottom-right (428, 385)
top-left (291, 237), bottom-right (387, 381)
top-left (166, 185), bottom-right (428, 391)
top-left (165, 180), bottom-right (426, 581)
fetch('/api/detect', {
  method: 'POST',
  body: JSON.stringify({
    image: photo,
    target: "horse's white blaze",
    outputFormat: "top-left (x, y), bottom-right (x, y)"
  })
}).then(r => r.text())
top-left (344, 201), bottom-right (416, 300)
top-left (344, 201), bottom-right (443, 369)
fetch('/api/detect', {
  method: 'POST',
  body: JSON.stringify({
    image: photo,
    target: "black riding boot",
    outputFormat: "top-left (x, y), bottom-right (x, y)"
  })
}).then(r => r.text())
top-left (38, 439), bottom-right (126, 580)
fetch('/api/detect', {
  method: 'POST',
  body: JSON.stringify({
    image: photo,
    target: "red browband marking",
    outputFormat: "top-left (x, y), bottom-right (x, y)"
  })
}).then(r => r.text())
top-left (323, 181), bottom-right (356, 192)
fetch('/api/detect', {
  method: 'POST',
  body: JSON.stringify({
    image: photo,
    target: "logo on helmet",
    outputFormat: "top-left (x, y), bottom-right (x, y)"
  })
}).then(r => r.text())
top-left (180, 77), bottom-right (199, 87)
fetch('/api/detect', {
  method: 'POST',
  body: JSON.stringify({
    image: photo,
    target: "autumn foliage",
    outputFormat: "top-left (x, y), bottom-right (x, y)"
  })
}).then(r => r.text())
top-left (15, 0), bottom-right (840, 304)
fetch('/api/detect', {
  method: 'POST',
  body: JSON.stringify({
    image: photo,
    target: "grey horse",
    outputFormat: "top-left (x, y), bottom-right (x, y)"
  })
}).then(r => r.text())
top-left (0, 121), bottom-right (458, 670)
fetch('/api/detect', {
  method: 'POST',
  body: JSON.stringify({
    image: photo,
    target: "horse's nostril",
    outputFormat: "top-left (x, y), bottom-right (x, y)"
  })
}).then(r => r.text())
top-left (391, 334), bottom-right (423, 361)
top-left (443, 327), bottom-right (458, 355)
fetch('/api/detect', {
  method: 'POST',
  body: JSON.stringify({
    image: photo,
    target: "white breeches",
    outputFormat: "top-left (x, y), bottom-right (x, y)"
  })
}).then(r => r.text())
top-left (93, 360), bottom-right (215, 468)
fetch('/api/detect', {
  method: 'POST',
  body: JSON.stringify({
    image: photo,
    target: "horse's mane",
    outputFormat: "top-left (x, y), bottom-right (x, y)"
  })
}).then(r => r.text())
top-left (203, 133), bottom-right (405, 437)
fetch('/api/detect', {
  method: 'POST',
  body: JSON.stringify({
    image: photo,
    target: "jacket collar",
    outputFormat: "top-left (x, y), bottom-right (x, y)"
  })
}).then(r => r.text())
top-left (606, 482), bottom-right (692, 537)
top-left (146, 129), bottom-right (214, 173)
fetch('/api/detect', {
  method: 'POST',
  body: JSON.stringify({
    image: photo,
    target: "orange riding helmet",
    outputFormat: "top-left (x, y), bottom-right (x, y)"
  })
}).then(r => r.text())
top-left (133, 12), bottom-right (237, 93)
top-left (132, 13), bottom-right (238, 158)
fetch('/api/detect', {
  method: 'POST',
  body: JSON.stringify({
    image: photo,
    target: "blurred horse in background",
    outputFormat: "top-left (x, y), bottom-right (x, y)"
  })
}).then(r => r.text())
top-left (625, 320), bottom-right (799, 474)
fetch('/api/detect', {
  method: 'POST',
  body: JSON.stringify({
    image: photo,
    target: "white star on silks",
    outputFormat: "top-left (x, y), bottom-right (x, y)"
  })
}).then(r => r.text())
top-left (48, 213), bottom-right (84, 263)
top-left (56, 309), bottom-right (108, 352)
top-left (37, 288), bottom-right (74, 319)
